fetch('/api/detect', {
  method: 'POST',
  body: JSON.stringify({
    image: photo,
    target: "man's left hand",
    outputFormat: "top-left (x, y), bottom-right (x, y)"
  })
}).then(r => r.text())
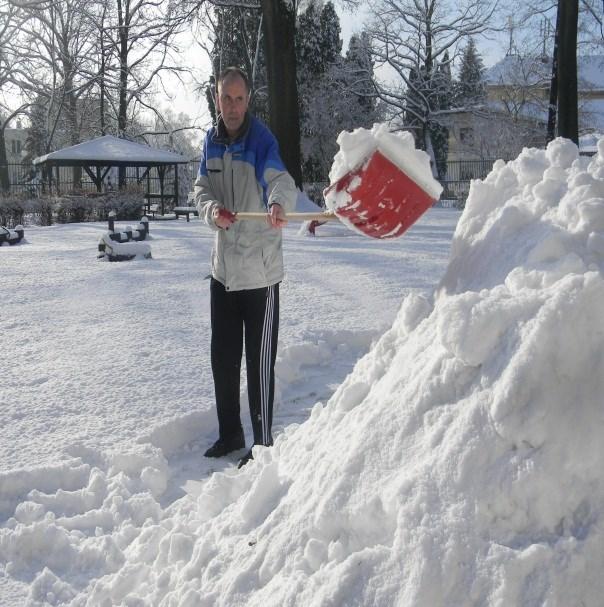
top-left (268, 203), bottom-right (287, 229)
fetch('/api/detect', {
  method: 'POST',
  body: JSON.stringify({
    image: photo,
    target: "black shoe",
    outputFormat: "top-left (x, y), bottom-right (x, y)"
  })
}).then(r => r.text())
top-left (237, 448), bottom-right (254, 469)
top-left (204, 433), bottom-right (245, 458)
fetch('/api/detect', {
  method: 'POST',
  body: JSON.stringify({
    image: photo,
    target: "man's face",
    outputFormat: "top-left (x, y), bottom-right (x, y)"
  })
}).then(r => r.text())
top-left (216, 75), bottom-right (250, 137)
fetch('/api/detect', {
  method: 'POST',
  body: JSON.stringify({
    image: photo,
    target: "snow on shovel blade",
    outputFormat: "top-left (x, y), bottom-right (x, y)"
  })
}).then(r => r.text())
top-left (324, 149), bottom-right (440, 239)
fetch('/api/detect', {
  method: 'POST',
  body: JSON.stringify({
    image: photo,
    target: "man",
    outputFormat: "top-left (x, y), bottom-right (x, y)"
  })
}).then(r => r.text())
top-left (194, 67), bottom-right (297, 468)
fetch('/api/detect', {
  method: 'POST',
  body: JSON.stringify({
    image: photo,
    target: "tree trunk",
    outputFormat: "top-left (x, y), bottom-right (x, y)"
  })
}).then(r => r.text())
top-left (0, 127), bottom-right (10, 193)
top-left (67, 87), bottom-right (82, 189)
top-left (423, 125), bottom-right (438, 179)
top-left (546, 5), bottom-right (560, 143)
top-left (62, 47), bottom-right (82, 190)
top-left (100, 50), bottom-right (106, 136)
top-left (260, 0), bottom-right (303, 188)
top-left (557, 0), bottom-right (579, 144)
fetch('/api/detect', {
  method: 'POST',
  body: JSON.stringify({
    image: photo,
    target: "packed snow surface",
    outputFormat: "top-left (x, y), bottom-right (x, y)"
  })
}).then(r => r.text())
top-left (0, 200), bottom-right (456, 604)
top-left (2, 135), bottom-right (604, 606)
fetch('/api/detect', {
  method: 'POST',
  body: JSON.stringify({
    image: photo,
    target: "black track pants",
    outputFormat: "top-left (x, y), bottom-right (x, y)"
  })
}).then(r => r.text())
top-left (210, 278), bottom-right (279, 446)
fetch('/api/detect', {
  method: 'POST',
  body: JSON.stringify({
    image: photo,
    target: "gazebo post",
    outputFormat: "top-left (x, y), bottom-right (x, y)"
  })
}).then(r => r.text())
top-left (55, 165), bottom-right (61, 195)
top-left (174, 163), bottom-right (179, 205)
top-left (158, 165), bottom-right (165, 215)
top-left (96, 166), bottom-right (102, 192)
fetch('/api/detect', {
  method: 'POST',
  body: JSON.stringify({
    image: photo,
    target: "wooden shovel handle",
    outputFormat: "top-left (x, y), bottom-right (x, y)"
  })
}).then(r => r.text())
top-left (235, 211), bottom-right (336, 222)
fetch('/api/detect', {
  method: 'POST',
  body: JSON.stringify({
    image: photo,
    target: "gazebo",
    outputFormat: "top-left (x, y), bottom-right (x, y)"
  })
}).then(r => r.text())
top-left (33, 135), bottom-right (190, 215)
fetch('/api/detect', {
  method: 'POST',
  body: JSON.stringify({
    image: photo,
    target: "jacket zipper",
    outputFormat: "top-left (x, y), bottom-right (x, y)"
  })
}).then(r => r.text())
top-left (228, 146), bottom-right (235, 291)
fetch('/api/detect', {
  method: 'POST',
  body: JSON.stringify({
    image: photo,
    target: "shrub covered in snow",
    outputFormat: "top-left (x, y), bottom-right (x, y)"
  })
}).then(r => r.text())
top-left (0, 190), bottom-right (146, 227)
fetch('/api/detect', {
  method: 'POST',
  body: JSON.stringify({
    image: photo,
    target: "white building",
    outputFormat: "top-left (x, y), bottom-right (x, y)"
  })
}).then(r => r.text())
top-left (4, 119), bottom-right (27, 163)
top-left (447, 54), bottom-right (604, 161)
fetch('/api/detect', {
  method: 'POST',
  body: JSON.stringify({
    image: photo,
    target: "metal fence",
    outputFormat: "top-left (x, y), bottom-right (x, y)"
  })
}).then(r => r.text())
top-left (0, 161), bottom-right (202, 197)
top-left (439, 158), bottom-right (506, 205)
top-left (300, 159), bottom-right (505, 208)
top-left (1, 158), bottom-right (502, 205)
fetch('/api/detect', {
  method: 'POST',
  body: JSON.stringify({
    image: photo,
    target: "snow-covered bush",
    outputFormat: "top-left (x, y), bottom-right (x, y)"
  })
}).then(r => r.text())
top-left (0, 194), bottom-right (36, 228)
top-left (54, 191), bottom-right (143, 224)
top-left (0, 190), bottom-right (147, 226)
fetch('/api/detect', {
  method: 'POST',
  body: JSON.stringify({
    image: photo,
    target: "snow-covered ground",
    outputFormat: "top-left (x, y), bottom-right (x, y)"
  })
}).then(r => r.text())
top-left (2, 135), bottom-right (604, 607)
top-left (1, 206), bottom-right (458, 605)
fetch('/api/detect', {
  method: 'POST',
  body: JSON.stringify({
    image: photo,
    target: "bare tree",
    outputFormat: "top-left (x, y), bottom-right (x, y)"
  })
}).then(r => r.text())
top-left (8, 0), bottom-right (192, 137)
top-left (1, 1), bottom-right (28, 191)
top-left (502, 0), bottom-right (594, 143)
top-left (546, 5), bottom-right (560, 143)
top-left (191, 2), bottom-right (268, 123)
top-left (579, 0), bottom-right (604, 46)
top-left (108, 0), bottom-right (182, 137)
top-left (364, 0), bottom-right (497, 162)
top-left (10, 0), bottom-right (106, 187)
top-left (502, 0), bottom-right (601, 53)
top-left (490, 56), bottom-right (551, 118)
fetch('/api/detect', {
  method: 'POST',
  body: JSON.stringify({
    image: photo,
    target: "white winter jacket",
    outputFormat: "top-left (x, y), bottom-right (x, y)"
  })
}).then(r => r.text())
top-left (194, 114), bottom-right (297, 292)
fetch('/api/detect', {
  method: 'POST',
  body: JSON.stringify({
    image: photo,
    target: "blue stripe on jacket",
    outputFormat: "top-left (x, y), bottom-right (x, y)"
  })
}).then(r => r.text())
top-left (197, 116), bottom-right (287, 206)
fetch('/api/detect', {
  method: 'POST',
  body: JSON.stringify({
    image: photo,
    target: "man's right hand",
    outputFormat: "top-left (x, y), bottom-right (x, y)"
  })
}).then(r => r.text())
top-left (213, 207), bottom-right (237, 229)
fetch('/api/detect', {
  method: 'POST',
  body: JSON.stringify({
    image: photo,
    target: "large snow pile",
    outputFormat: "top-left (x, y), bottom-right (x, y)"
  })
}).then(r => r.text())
top-left (1, 137), bottom-right (604, 606)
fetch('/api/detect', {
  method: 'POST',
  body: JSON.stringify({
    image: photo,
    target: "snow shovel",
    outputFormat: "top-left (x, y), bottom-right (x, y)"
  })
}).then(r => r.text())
top-left (235, 149), bottom-right (441, 239)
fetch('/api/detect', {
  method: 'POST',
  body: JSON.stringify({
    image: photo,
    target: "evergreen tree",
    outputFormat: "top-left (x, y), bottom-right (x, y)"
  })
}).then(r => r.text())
top-left (345, 32), bottom-right (377, 116)
top-left (296, 0), bottom-right (344, 182)
top-left (456, 38), bottom-right (486, 107)
top-left (319, 2), bottom-right (342, 66)
top-left (435, 51), bottom-right (454, 111)
top-left (208, 5), bottom-right (268, 124)
top-left (296, 1), bottom-right (343, 85)
top-left (295, 5), bottom-right (380, 183)
top-left (296, 0), bottom-right (325, 78)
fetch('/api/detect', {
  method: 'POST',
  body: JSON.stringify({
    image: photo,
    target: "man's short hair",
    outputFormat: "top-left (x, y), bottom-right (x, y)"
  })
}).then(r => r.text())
top-left (217, 67), bottom-right (250, 93)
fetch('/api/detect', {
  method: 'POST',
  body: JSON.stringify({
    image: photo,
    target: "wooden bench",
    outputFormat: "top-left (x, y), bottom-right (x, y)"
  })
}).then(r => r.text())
top-left (173, 206), bottom-right (199, 222)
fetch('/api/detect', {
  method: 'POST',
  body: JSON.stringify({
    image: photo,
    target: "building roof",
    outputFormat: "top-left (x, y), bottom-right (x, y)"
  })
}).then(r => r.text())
top-left (34, 135), bottom-right (189, 167)
top-left (485, 55), bottom-right (604, 91)
top-left (487, 99), bottom-right (548, 123)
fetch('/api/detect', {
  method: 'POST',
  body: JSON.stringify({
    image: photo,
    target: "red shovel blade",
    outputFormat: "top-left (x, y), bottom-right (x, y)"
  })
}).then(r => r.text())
top-left (324, 150), bottom-right (438, 239)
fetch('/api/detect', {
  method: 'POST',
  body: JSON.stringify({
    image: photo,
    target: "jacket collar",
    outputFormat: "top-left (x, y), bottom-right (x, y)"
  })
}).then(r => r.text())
top-left (213, 112), bottom-right (251, 145)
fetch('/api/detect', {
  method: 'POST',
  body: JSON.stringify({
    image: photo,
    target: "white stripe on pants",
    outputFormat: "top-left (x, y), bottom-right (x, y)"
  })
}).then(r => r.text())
top-left (260, 285), bottom-right (275, 446)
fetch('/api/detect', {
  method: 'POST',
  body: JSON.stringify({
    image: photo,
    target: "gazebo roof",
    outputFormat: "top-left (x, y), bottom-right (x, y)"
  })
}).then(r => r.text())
top-left (33, 135), bottom-right (189, 167)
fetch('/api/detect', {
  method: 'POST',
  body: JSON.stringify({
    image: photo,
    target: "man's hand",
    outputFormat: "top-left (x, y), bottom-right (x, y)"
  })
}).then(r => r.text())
top-left (213, 207), bottom-right (237, 229)
top-left (268, 203), bottom-right (287, 229)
